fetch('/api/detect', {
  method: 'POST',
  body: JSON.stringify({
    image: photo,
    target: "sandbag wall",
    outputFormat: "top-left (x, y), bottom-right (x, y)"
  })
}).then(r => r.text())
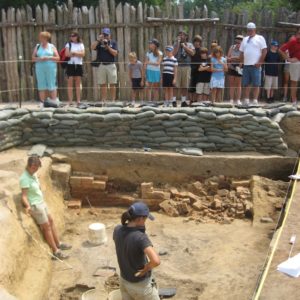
top-left (0, 105), bottom-right (299, 155)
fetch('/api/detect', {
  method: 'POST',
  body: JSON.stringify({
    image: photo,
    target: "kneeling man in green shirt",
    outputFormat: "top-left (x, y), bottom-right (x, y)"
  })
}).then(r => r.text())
top-left (20, 156), bottom-right (71, 260)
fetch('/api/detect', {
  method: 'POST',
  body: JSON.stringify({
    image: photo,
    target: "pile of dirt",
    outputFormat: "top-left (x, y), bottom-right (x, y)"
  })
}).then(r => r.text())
top-left (158, 176), bottom-right (254, 224)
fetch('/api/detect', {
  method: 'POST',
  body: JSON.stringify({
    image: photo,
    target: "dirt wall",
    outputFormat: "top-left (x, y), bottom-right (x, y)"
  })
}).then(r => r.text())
top-left (0, 154), bottom-right (65, 300)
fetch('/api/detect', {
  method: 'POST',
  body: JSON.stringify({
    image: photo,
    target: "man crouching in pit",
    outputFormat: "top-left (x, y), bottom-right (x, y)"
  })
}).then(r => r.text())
top-left (20, 155), bottom-right (71, 260)
top-left (113, 202), bottom-right (161, 300)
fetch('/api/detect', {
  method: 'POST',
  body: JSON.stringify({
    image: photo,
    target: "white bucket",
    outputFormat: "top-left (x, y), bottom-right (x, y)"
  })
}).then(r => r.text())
top-left (108, 289), bottom-right (122, 300)
top-left (81, 288), bottom-right (107, 300)
top-left (88, 223), bottom-right (108, 246)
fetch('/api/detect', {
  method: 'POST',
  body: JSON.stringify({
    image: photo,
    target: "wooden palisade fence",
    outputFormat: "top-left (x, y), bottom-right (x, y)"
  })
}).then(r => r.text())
top-left (0, 0), bottom-right (300, 102)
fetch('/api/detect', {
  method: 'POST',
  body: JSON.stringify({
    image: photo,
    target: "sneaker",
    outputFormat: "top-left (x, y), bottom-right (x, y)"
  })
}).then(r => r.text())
top-left (244, 99), bottom-right (250, 106)
top-left (172, 101), bottom-right (177, 107)
top-left (39, 102), bottom-right (44, 109)
top-left (252, 99), bottom-right (258, 105)
top-left (229, 99), bottom-right (234, 105)
top-left (181, 101), bottom-right (188, 107)
top-left (283, 97), bottom-right (287, 102)
top-left (292, 101), bottom-right (298, 107)
top-left (52, 250), bottom-right (69, 260)
top-left (59, 242), bottom-right (72, 251)
top-left (236, 100), bottom-right (242, 106)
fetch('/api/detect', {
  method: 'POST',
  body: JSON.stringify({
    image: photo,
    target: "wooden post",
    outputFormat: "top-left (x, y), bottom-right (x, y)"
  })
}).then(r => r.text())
top-left (116, 3), bottom-right (125, 100)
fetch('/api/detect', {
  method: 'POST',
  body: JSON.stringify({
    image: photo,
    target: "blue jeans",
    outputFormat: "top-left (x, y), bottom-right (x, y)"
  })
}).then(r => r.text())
top-left (242, 65), bottom-right (261, 87)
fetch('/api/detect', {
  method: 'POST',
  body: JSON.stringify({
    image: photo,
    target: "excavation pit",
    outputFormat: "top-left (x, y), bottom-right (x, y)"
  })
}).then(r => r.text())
top-left (0, 147), bottom-right (297, 300)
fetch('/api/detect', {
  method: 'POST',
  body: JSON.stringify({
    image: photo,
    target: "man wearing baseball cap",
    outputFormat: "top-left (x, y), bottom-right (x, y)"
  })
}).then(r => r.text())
top-left (240, 22), bottom-right (267, 106)
top-left (173, 31), bottom-right (195, 107)
top-left (279, 28), bottom-right (300, 106)
top-left (91, 28), bottom-right (118, 102)
top-left (113, 201), bottom-right (160, 299)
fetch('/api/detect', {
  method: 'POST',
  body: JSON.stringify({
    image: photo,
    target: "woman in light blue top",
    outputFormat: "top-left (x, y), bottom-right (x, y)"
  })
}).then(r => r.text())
top-left (144, 39), bottom-right (163, 102)
top-left (32, 31), bottom-right (60, 107)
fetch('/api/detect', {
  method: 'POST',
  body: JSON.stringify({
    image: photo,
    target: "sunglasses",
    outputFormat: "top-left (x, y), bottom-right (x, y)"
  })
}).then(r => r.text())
top-left (70, 34), bottom-right (77, 37)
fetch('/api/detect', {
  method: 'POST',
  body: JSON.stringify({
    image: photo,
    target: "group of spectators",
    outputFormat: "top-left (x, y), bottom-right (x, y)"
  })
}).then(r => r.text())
top-left (32, 23), bottom-right (300, 108)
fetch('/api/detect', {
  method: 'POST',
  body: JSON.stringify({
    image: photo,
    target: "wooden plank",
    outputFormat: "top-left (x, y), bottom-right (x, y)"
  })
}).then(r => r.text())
top-left (67, 0), bottom-right (73, 24)
top-left (130, 6), bottom-right (137, 52)
top-left (277, 21), bottom-right (300, 28)
top-left (89, 6), bottom-right (99, 101)
top-left (56, 5), bottom-right (64, 101)
top-left (8, 7), bottom-right (19, 102)
top-left (144, 4), bottom-right (149, 52)
top-left (137, 2), bottom-right (144, 60)
top-left (16, 9), bottom-right (26, 102)
top-left (149, 6), bottom-right (155, 39)
top-left (49, 8), bottom-right (57, 45)
top-left (116, 3), bottom-right (125, 100)
top-left (178, 0), bottom-right (184, 32)
top-left (209, 11), bottom-right (218, 43)
top-left (81, 6), bottom-right (92, 101)
top-left (123, 3), bottom-right (131, 100)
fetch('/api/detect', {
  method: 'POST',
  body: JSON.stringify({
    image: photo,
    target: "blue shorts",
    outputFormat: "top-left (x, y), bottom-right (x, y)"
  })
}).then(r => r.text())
top-left (146, 69), bottom-right (161, 83)
top-left (35, 62), bottom-right (57, 91)
top-left (242, 65), bottom-right (261, 87)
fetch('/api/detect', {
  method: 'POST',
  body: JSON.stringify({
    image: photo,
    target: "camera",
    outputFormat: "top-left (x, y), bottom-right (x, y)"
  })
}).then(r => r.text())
top-left (103, 40), bottom-right (108, 46)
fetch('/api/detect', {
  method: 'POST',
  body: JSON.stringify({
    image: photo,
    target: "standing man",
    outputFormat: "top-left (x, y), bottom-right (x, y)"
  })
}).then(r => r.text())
top-left (173, 31), bottom-right (195, 107)
top-left (279, 29), bottom-right (300, 106)
top-left (240, 22), bottom-right (267, 106)
top-left (113, 202), bottom-right (160, 300)
top-left (91, 28), bottom-right (118, 103)
top-left (20, 156), bottom-right (71, 260)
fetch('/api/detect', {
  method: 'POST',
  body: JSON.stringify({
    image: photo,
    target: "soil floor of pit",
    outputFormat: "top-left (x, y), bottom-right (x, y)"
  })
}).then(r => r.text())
top-left (47, 208), bottom-right (274, 300)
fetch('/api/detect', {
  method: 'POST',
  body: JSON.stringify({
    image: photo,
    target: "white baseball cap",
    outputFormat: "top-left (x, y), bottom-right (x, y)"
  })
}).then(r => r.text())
top-left (247, 22), bottom-right (256, 29)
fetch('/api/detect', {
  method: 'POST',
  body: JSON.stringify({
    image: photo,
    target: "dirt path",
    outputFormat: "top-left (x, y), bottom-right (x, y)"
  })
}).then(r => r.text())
top-left (48, 208), bottom-right (274, 300)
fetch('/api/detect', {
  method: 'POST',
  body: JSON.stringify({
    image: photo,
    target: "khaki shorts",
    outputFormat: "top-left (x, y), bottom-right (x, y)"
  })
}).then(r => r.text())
top-left (30, 202), bottom-right (49, 225)
top-left (264, 75), bottom-right (278, 90)
top-left (120, 277), bottom-right (160, 300)
top-left (289, 62), bottom-right (300, 82)
top-left (196, 82), bottom-right (210, 95)
top-left (177, 66), bottom-right (190, 89)
top-left (97, 63), bottom-right (118, 85)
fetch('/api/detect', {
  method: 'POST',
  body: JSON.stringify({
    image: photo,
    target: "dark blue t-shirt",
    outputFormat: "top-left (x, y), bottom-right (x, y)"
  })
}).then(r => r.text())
top-left (96, 40), bottom-right (118, 64)
top-left (264, 51), bottom-right (281, 76)
top-left (113, 225), bottom-right (152, 283)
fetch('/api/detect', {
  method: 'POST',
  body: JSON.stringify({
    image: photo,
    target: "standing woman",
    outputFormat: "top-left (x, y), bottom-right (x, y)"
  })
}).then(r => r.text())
top-left (32, 31), bottom-right (60, 107)
top-left (65, 32), bottom-right (85, 106)
top-left (144, 39), bottom-right (163, 102)
top-left (227, 35), bottom-right (243, 105)
top-left (113, 202), bottom-right (160, 300)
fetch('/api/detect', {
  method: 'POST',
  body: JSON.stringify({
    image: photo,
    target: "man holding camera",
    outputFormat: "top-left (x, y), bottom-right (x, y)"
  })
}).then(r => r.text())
top-left (173, 31), bottom-right (195, 107)
top-left (91, 28), bottom-right (118, 102)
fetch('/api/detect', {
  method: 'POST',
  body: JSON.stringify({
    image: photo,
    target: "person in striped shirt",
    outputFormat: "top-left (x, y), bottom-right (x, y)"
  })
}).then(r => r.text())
top-left (162, 46), bottom-right (178, 107)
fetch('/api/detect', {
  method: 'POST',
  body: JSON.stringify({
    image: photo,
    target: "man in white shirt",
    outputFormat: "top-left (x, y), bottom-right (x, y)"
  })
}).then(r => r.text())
top-left (240, 22), bottom-right (267, 105)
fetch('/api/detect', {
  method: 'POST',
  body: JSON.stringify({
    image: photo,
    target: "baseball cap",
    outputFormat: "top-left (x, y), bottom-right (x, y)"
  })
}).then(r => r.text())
top-left (178, 31), bottom-right (187, 36)
top-left (271, 40), bottom-right (279, 46)
top-left (102, 28), bottom-right (111, 35)
top-left (130, 202), bottom-right (155, 221)
top-left (149, 38), bottom-right (160, 48)
top-left (246, 22), bottom-right (256, 29)
top-left (165, 46), bottom-right (174, 52)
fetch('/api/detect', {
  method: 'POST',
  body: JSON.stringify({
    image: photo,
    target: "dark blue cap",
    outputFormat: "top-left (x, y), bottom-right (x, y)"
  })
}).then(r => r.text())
top-left (102, 28), bottom-right (111, 35)
top-left (271, 40), bottom-right (279, 46)
top-left (130, 202), bottom-right (155, 220)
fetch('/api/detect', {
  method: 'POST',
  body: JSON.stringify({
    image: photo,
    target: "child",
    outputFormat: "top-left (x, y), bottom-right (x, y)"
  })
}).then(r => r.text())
top-left (128, 52), bottom-right (144, 106)
top-left (264, 40), bottom-right (281, 103)
top-left (195, 47), bottom-right (211, 101)
top-left (144, 39), bottom-right (163, 102)
top-left (210, 46), bottom-right (228, 103)
top-left (162, 46), bottom-right (178, 107)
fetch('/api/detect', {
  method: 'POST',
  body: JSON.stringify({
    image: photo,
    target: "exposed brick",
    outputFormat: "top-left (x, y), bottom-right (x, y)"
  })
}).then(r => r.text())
top-left (94, 175), bottom-right (109, 182)
top-left (67, 199), bottom-right (82, 209)
top-left (92, 180), bottom-right (106, 190)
